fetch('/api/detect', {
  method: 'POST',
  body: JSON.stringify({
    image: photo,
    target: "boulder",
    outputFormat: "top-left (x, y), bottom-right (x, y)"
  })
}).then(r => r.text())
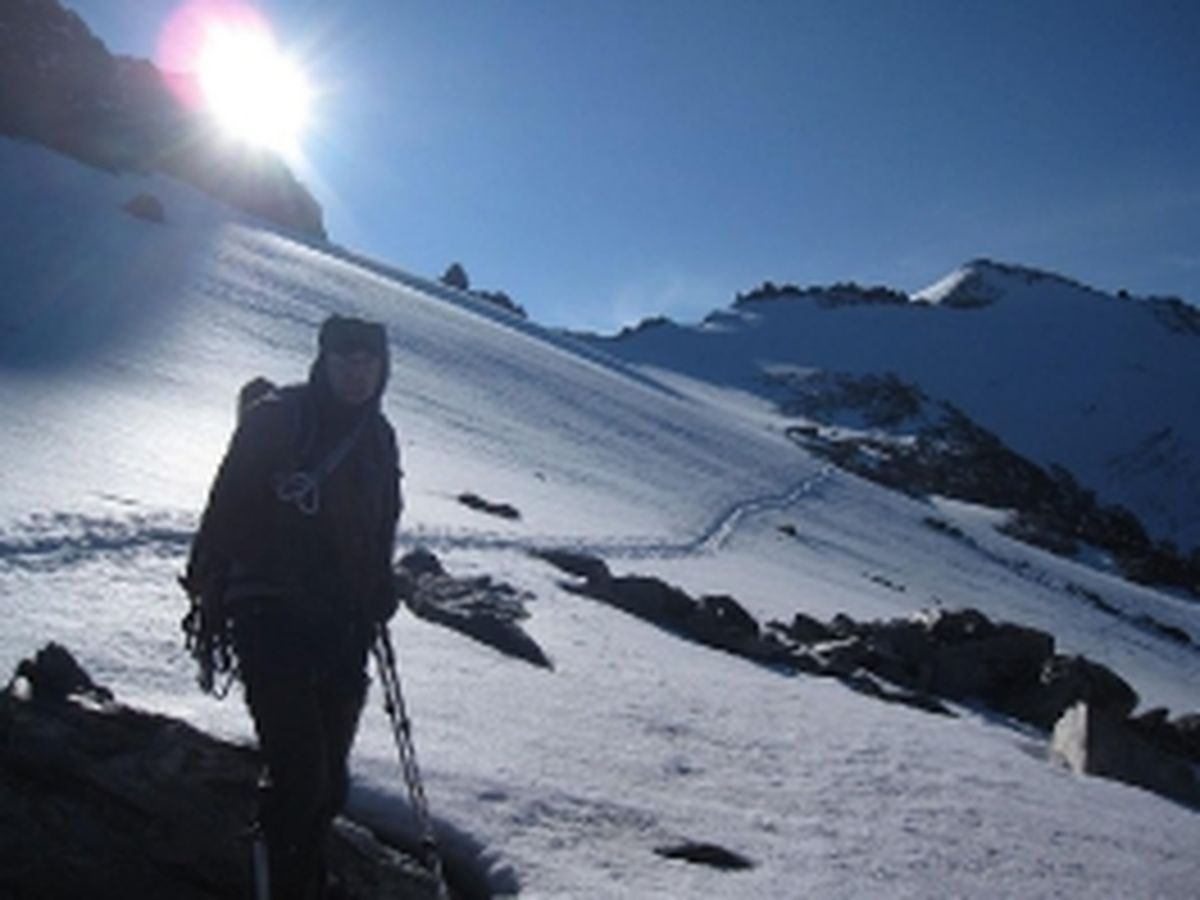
top-left (608, 575), bottom-right (696, 622)
top-left (1, 645), bottom-right (442, 899)
top-left (400, 546), bottom-right (446, 579)
top-left (534, 548), bottom-right (611, 587)
top-left (928, 623), bottom-right (1054, 702)
top-left (1128, 708), bottom-right (1200, 766)
top-left (844, 610), bottom-right (1053, 702)
top-left (1007, 654), bottom-right (1138, 730)
top-left (1052, 702), bottom-right (1200, 809)
top-left (860, 619), bottom-right (935, 689)
top-left (699, 594), bottom-right (759, 641)
top-left (829, 612), bottom-right (863, 639)
top-left (778, 611), bottom-right (834, 644)
top-left (398, 550), bottom-right (551, 669)
top-left (923, 607), bottom-right (994, 643)
top-left (1173, 713), bottom-right (1200, 763)
top-left (13, 640), bottom-right (113, 704)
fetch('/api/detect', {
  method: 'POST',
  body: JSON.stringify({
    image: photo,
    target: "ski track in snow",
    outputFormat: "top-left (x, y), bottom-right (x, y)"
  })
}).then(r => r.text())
top-left (0, 469), bottom-right (835, 573)
top-left (0, 511), bottom-right (194, 571)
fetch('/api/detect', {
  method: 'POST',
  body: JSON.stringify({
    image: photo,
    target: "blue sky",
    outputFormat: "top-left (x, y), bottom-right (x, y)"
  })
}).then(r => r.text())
top-left (66, 1), bottom-right (1200, 329)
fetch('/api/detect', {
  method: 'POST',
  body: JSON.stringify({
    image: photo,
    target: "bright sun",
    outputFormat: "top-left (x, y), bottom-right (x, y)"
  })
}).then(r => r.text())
top-left (194, 19), bottom-right (311, 159)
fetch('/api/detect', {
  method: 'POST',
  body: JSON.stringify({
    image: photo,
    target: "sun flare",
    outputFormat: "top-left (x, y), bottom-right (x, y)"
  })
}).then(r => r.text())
top-left (194, 18), bottom-right (311, 159)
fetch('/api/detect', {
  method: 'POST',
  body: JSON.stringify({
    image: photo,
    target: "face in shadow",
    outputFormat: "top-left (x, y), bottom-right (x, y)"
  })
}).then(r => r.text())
top-left (325, 349), bottom-right (382, 406)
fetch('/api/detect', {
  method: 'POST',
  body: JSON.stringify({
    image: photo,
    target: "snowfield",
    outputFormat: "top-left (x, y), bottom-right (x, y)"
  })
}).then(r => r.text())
top-left (584, 263), bottom-right (1200, 551)
top-left (1, 138), bottom-right (1198, 898)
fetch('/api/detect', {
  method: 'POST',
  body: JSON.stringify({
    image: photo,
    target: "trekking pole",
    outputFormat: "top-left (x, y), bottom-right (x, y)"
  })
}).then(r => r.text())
top-left (372, 624), bottom-right (451, 900)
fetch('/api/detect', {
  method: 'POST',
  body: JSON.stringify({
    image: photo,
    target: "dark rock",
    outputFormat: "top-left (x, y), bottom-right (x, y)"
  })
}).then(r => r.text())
top-left (1174, 714), bottom-right (1200, 763)
top-left (1132, 707), bottom-right (1170, 729)
top-left (473, 289), bottom-right (527, 319)
top-left (441, 262), bottom-right (470, 291)
top-left (925, 607), bottom-right (994, 643)
top-left (122, 191), bottom-right (165, 223)
top-left (0, 646), bottom-right (441, 899)
top-left (778, 612), bottom-right (834, 644)
top-left (859, 621), bottom-right (936, 690)
top-left (457, 493), bottom-right (521, 521)
top-left (534, 548), bottom-right (611, 586)
top-left (782, 648), bottom-right (828, 676)
top-left (1052, 702), bottom-right (1200, 809)
top-left (540, 558), bottom-right (955, 715)
top-left (608, 575), bottom-right (696, 622)
top-left (810, 638), bottom-right (872, 677)
top-left (829, 613), bottom-right (862, 638)
top-left (655, 841), bottom-right (754, 871)
top-left (1006, 654), bottom-right (1139, 730)
top-left (12, 641), bottom-right (112, 704)
top-left (928, 622), bottom-right (1054, 702)
top-left (1128, 709), bottom-right (1200, 765)
top-left (700, 595), bottom-right (759, 641)
top-left (820, 609), bottom-right (1054, 706)
top-left (398, 551), bottom-right (551, 669)
top-left (400, 547), bottom-right (445, 579)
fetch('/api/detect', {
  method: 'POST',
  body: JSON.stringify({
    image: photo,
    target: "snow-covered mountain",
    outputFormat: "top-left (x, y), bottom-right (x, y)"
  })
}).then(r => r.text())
top-left (584, 262), bottom-right (1200, 560)
top-left (2, 137), bottom-right (1199, 897)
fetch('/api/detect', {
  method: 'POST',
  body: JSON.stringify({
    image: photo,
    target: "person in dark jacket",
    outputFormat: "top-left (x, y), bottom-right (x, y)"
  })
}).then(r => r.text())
top-left (186, 314), bottom-right (402, 899)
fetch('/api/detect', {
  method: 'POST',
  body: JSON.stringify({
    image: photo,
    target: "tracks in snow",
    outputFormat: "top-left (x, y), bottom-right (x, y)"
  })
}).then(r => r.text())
top-left (404, 465), bottom-right (834, 560)
top-left (0, 511), bottom-right (193, 571)
top-left (0, 467), bottom-right (834, 572)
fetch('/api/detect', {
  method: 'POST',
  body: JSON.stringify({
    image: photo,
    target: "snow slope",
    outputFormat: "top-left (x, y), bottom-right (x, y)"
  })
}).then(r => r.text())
top-left (584, 266), bottom-right (1200, 551)
top-left (2, 138), bottom-right (1198, 898)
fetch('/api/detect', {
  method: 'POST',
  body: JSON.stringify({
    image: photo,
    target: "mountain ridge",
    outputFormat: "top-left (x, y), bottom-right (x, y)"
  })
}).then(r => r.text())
top-left (585, 259), bottom-right (1200, 560)
top-left (0, 0), bottom-right (325, 239)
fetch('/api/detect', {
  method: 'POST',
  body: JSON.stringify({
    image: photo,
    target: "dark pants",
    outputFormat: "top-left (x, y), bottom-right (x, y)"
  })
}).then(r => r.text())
top-left (235, 603), bottom-right (369, 900)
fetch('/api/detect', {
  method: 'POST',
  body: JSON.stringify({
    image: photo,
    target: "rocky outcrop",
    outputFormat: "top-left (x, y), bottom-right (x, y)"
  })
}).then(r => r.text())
top-left (535, 549), bottom-right (787, 665)
top-left (778, 607), bottom-right (1199, 807)
top-left (1052, 702), bottom-right (1200, 809)
top-left (772, 607), bottom-right (1150, 731)
top-left (534, 549), bottom-right (952, 717)
top-left (0, 0), bottom-right (325, 238)
top-left (535, 550), bottom-right (1200, 809)
top-left (398, 548), bottom-right (551, 669)
top-left (780, 371), bottom-right (1200, 598)
top-left (0, 644), bottom-right (443, 899)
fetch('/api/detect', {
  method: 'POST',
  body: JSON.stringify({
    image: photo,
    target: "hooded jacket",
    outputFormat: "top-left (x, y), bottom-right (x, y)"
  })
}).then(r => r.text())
top-left (187, 326), bottom-right (401, 667)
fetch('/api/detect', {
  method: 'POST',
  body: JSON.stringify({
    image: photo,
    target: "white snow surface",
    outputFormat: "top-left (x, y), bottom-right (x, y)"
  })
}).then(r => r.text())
top-left (1, 138), bottom-right (1198, 898)
top-left (589, 264), bottom-right (1200, 551)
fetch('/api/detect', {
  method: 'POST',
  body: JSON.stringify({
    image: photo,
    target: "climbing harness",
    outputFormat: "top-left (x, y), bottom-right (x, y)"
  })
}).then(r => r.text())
top-left (373, 625), bottom-right (451, 900)
top-left (274, 415), bottom-right (370, 516)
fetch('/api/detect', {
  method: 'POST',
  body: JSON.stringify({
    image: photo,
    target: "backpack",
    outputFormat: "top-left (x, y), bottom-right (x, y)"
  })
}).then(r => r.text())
top-left (179, 377), bottom-right (281, 696)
